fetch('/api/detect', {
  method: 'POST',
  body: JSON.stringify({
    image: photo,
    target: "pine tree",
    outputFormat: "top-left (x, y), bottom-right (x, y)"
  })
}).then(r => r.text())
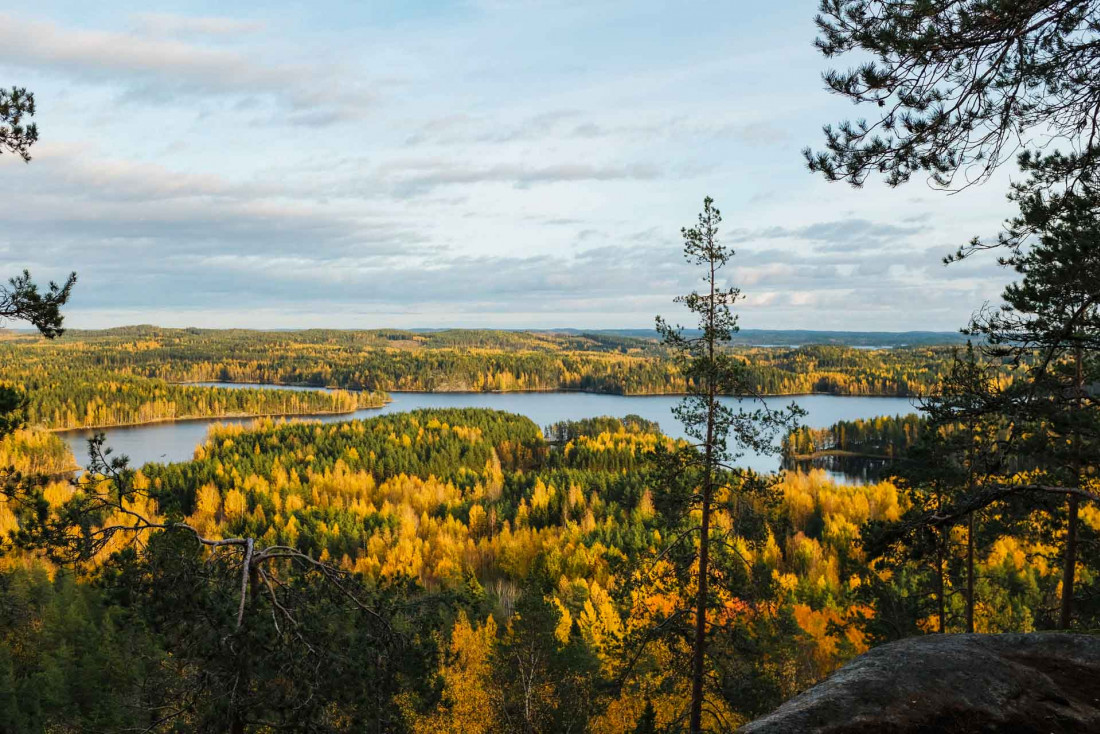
top-left (1, 270), bottom-right (77, 340)
top-left (918, 343), bottom-right (1004, 633)
top-left (962, 181), bottom-right (1100, 629)
top-left (648, 197), bottom-right (801, 732)
top-left (0, 87), bottom-right (75, 342)
top-left (862, 343), bottom-right (1006, 634)
top-left (0, 86), bottom-right (37, 162)
top-left (805, 0), bottom-right (1100, 190)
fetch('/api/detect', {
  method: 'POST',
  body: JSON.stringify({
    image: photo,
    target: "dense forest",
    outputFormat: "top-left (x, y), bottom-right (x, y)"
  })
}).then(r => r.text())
top-left (565, 329), bottom-right (971, 347)
top-left (0, 362), bottom-right (385, 431)
top-left (3, 0), bottom-right (1100, 728)
top-left (783, 414), bottom-right (926, 460)
top-left (0, 408), bottom-right (1089, 731)
top-left (0, 327), bottom-right (980, 431)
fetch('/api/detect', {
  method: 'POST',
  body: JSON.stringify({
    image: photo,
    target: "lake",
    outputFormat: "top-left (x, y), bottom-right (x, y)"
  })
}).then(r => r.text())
top-left (59, 386), bottom-right (920, 481)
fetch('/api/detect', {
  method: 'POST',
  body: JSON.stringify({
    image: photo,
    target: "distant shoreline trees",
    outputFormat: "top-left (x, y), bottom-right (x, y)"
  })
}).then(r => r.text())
top-left (1, 329), bottom-right (995, 433)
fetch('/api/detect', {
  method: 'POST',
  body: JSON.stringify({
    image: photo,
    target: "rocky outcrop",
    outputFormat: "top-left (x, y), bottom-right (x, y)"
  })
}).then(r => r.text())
top-left (740, 633), bottom-right (1100, 733)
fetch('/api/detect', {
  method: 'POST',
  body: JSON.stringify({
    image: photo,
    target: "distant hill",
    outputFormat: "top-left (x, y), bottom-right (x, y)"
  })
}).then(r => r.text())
top-left (40, 325), bottom-right (969, 348)
top-left (541, 328), bottom-right (970, 347)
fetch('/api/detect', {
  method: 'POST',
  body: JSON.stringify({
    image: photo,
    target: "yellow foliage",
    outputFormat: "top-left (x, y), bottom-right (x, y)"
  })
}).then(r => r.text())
top-left (414, 613), bottom-right (498, 734)
top-left (196, 483), bottom-right (221, 516)
top-left (223, 489), bottom-right (247, 517)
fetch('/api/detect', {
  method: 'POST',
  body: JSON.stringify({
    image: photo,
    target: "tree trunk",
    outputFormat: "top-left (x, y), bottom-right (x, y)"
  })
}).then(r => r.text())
top-left (1060, 494), bottom-right (1079, 630)
top-left (689, 255), bottom-right (718, 734)
top-left (965, 423), bottom-right (976, 633)
top-left (936, 539), bottom-right (946, 634)
top-left (1060, 347), bottom-right (1084, 630)
top-left (230, 560), bottom-right (259, 734)
top-left (689, 453), bottom-right (712, 734)
top-left (966, 511), bottom-right (975, 633)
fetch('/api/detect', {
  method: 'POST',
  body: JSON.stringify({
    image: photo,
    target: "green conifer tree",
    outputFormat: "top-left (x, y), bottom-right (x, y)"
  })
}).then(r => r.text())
top-left (961, 180), bottom-right (1100, 629)
top-left (648, 197), bottom-right (801, 732)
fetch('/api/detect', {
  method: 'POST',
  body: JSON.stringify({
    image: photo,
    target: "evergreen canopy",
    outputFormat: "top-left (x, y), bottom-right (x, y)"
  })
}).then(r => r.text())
top-left (806, 0), bottom-right (1100, 189)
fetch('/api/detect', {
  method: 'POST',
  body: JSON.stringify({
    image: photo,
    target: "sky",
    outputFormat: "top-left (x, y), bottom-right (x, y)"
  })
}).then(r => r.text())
top-left (0, 0), bottom-right (1024, 331)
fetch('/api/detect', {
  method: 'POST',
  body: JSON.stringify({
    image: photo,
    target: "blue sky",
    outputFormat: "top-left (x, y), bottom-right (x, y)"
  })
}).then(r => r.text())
top-left (0, 0), bottom-right (1019, 331)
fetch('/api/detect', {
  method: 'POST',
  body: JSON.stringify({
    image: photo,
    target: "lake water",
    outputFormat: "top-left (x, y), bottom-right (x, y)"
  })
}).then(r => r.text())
top-left (59, 385), bottom-right (919, 481)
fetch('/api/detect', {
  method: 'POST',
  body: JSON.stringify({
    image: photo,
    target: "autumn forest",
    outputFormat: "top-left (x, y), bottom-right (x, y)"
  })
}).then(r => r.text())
top-left (4, 1), bottom-right (1100, 732)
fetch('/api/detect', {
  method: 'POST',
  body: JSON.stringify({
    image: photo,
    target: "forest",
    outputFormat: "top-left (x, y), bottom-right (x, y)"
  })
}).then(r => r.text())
top-left (0, 173), bottom-right (1095, 734)
top-left (0, 327), bottom-right (977, 431)
top-left (0, 361), bottom-right (385, 431)
top-left (2, 0), bottom-right (1100, 731)
top-left (0, 198), bottom-right (1094, 732)
top-left (1, 408), bottom-right (1085, 732)
top-left (783, 414), bottom-right (927, 460)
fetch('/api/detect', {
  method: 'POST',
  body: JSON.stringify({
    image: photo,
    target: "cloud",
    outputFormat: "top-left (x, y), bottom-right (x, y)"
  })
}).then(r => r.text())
top-left (0, 148), bottom-right (433, 283)
top-left (379, 159), bottom-right (660, 195)
top-left (40, 231), bottom-right (963, 315)
top-left (19, 217), bottom-right (1005, 331)
top-left (0, 136), bottom-right (1007, 331)
top-left (0, 13), bottom-right (372, 123)
top-left (131, 13), bottom-right (266, 38)
top-left (14, 191), bottom-right (986, 327)
top-left (0, 2), bottom-right (1017, 332)
top-left (751, 218), bottom-right (929, 251)
top-left (3, 146), bottom-right (278, 202)
top-left (404, 110), bottom-right (785, 148)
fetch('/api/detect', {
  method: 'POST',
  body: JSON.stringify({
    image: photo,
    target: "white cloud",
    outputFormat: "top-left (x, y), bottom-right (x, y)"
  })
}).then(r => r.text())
top-left (0, 13), bottom-right (373, 122)
top-left (0, 2), bottom-right (1021, 331)
top-left (131, 13), bottom-right (266, 38)
top-left (378, 159), bottom-right (661, 194)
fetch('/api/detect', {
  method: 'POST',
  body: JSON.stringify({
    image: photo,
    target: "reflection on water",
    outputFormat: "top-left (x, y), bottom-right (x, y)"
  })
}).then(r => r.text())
top-left (784, 454), bottom-right (897, 484)
top-left (60, 385), bottom-right (918, 483)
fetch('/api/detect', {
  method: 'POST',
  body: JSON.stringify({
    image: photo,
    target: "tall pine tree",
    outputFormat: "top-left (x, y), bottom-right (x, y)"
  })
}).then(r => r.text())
top-left (647, 197), bottom-right (801, 732)
top-left (962, 180), bottom-right (1100, 628)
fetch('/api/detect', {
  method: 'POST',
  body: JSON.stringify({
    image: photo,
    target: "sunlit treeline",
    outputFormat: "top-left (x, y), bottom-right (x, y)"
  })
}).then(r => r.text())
top-left (0, 329), bottom-right (990, 433)
top-left (0, 362), bottom-right (386, 430)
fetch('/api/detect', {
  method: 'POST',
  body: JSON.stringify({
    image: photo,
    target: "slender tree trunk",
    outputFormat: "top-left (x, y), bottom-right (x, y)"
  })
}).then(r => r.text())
top-left (1060, 495), bottom-right (1079, 630)
top-left (1060, 347), bottom-right (1084, 630)
top-left (230, 561), bottom-right (259, 734)
top-left (689, 256), bottom-right (718, 734)
top-left (966, 511), bottom-right (975, 633)
top-left (936, 539), bottom-right (946, 634)
top-left (965, 427), bottom-right (976, 634)
top-left (689, 443), bottom-right (712, 734)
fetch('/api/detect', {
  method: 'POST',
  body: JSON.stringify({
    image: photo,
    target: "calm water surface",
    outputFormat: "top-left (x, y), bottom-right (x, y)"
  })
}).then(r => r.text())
top-left (59, 385), bottom-right (919, 480)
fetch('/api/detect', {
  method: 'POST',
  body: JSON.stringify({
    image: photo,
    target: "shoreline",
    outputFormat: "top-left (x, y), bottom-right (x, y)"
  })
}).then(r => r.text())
top-left (186, 380), bottom-right (927, 400)
top-left (787, 449), bottom-right (899, 461)
top-left (45, 386), bottom-right (919, 435)
top-left (47, 406), bottom-right (384, 435)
